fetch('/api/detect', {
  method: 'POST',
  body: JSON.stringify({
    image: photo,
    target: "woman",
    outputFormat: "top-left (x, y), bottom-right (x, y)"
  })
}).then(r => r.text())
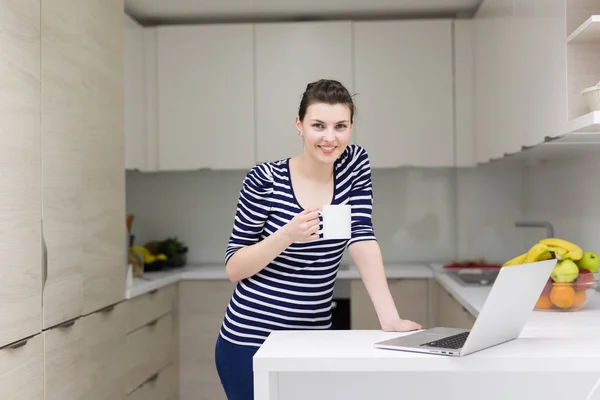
top-left (214, 79), bottom-right (422, 399)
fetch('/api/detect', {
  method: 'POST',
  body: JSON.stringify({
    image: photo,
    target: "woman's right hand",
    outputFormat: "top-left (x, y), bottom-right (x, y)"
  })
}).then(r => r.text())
top-left (283, 208), bottom-right (321, 243)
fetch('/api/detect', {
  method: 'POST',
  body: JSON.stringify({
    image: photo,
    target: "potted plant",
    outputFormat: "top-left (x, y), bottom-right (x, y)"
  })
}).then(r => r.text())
top-left (158, 236), bottom-right (189, 268)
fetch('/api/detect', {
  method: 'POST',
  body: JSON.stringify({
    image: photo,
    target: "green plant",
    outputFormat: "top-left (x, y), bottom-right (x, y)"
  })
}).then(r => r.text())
top-left (158, 236), bottom-right (188, 259)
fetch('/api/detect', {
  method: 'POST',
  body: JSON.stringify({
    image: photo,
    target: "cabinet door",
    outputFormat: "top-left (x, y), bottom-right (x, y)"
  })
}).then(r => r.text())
top-left (436, 282), bottom-right (475, 330)
top-left (179, 281), bottom-right (234, 400)
top-left (0, 334), bottom-right (44, 400)
top-left (255, 21), bottom-right (353, 163)
top-left (124, 15), bottom-right (146, 171)
top-left (82, 303), bottom-right (127, 400)
top-left (156, 24), bottom-right (255, 171)
top-left (353, 20), bottom-right (454, 168)
top-left (43, 319), bottom-right (85, 400)
top-left (41, 0), bottom-right (85, 328)
top-left (0, 0), bottom-right (43, 348)
top-left (80, 0), bottom-right (126, 314)
top-left (350, 279), bottom-right (429, 330)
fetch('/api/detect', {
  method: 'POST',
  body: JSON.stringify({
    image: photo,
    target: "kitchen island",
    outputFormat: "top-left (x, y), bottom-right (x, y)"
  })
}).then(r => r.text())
top-left (254, 266), bottom-right (600, 400)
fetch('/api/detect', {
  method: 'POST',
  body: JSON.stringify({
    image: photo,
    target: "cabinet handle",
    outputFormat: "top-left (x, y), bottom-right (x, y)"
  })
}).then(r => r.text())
top-left (7, 338), bottom-right (29, 350)
top-left (147, 372), bottom-right (159, 383)
top-left (148, 289), bottom-right (158, 295)
top-left (100, 304), bottom-right (115, 314)
top-left (146, 318), bottom-right (158, 328)
top-left (57, 319), bottom-right (76, 329)
top-left (41, 219), bottom-right (47, 288)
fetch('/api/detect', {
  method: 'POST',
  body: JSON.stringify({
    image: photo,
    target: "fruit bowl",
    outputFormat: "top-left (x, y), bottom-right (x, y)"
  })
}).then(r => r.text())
top-left (534, 271), bottom-right (598, 312)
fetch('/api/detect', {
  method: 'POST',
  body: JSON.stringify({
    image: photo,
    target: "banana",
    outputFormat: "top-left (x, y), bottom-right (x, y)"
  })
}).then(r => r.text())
top-left (503, 253), bottom-right (527, 266)
top-left (538, 238), bottom-right (583, 261)
top-left (525, 243), bottom-right (553, 263)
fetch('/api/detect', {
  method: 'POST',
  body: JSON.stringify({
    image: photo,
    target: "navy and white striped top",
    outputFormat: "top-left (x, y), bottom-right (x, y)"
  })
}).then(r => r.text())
top-left (219, 144), bottom-right (377, 347)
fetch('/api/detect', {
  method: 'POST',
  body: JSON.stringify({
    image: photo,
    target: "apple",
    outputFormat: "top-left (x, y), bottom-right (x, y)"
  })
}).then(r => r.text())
top-left (541, 278), bottom-right (553, 295)
top-left (574, 270), bottom-right (596, 292)
top-left (576, 251), bottom-right (599, 273)
top-left (551, 259), bottom-right (579, 283)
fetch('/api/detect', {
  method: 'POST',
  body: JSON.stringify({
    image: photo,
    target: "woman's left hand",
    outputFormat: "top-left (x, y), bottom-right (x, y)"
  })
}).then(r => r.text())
top-left (381, 318), bottom-right (422, 332)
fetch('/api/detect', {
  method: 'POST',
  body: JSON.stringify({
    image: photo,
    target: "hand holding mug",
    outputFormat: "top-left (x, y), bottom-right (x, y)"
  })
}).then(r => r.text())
top-left (283, 208), bottom-right (321, 242)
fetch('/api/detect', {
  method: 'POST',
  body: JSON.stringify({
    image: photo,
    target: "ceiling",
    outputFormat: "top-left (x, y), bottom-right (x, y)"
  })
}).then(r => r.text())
top-left (126, 0), bottom-right (484, 25)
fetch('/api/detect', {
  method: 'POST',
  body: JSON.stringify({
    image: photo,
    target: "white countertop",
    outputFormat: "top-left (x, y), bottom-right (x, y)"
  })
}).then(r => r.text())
top-left (253, 329), bottom-right (600, 372)
top-left (125, 262), bottom-right (433, 299)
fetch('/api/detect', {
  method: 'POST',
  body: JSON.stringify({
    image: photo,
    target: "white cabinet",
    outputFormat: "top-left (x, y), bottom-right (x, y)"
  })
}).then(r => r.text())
top-left (156, 24), bottom-right (255, 171)
top-left (352, 20), bottom-right (454, 168)
top-left (0, 0), bottom-right (43, 348)
top-left (125, 15), bottom-right (147, 171)
top-left (254, 21), bottom-right (353, 163)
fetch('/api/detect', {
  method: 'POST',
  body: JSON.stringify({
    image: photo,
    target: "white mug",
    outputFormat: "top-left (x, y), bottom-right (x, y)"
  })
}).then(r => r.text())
top-left (321, 204), bottom-right (351, 240)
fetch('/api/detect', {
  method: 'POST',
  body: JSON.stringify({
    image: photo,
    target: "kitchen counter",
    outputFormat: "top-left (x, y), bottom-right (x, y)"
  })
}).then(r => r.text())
top-left (253, 330), bottom-right (600, 400)
top-left (125, 262), bottom-right (433, 299)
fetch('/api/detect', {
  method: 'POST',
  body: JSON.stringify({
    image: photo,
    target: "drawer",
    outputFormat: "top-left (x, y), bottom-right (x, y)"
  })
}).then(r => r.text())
top-left (126, 284), bottom-right (175, 333)
top-left (0, 334), bottom-right (43, 400)
top-left (126, 312), bottom-right (173, 394)
top-left (127, 364), bottom-right (176, 400)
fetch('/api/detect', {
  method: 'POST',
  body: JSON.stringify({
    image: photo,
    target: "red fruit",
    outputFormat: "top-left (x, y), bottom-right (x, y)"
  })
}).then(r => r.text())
top-left (541, 278), bottom-right (553, 295)
top-left (574, 272), bottom-right (595, 292)
top-left (578, 267), bottom-right (591, 274)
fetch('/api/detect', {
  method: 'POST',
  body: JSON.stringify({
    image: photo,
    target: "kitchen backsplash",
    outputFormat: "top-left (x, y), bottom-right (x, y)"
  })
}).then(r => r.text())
top-left (126, 161), bottom-right (530, 266)
top-left (522, 153), bottom-right (600, 253)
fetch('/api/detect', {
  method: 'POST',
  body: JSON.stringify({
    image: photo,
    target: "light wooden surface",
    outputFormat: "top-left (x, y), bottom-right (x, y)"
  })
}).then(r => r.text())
top-left (127, 365), bottom-right (177, 400)
top-left (0, 333), bottom-right (43, 400)
top-left (434, 281), bottom-right (475, 330)
top-left (0, 0), bottom-right (43, 348)
top-left (350, 278), bottom-right (430, 330)
top-left (81, 0), bottom-right (126, 315)
top-left (125, 284), bottom-right (175, 333)
top-left (179, 280), bottom-right (234, 400)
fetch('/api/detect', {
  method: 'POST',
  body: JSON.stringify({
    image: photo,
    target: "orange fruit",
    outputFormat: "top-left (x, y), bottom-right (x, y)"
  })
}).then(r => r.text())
top-left (570, 291), bottom-right (587, 309)
top-left (549, 285), bottom-right (575, 309)
top-left (535, 294), bottom-right (553, 309)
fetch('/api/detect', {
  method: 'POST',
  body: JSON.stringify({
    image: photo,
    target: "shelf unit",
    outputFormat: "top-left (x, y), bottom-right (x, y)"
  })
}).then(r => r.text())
top-left (568, 15), bottom-right (600, 43)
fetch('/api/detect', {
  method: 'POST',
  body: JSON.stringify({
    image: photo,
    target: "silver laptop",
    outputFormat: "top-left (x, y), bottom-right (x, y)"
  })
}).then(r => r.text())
top-left (374, 258), bottom-right (557, 356)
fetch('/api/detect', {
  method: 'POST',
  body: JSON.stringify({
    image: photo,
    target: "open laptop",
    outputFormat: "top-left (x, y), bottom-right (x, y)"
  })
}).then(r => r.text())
top-left (374, 258), bottom-right (557, 356)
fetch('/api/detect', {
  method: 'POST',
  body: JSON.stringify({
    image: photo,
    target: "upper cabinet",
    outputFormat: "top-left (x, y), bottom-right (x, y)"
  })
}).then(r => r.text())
top-left (352, 20), bottom-right (455, 168)
top-left (155, 23), bottom-right (255, 171)
top-left (126, 18), bottom-right (463, 170)
top-left (472, 0), bottom-right (600, 164)
top-left (254, 21), bottom-right (353, 164)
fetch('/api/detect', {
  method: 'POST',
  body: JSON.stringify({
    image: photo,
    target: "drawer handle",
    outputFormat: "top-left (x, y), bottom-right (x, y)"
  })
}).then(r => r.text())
top-left (147, 372), bottom-right (159, 383)
top-left (100, 304), bottom-right (115, 314)
top-left (57, 319), bottom-right (76, 329)
top-left (148, 289), bottom-right (158, 295)
top-left (7, 338), bottom-right (29, 350)
top-left (146, 318), bottom-right (158, 328)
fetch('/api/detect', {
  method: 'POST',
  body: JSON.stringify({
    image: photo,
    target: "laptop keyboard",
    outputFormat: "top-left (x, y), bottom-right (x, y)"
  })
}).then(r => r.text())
top-left (420, 331), bottom-right (470, 349)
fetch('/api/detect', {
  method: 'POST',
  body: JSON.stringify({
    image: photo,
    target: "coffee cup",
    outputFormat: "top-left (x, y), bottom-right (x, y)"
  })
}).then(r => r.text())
top-left (320, 204), bottom-right (351, 240)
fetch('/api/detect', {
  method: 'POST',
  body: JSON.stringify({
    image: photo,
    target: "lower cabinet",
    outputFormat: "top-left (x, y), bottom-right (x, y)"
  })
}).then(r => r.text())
top-left (43, 302), bottom-right (127, 400)
top-left (179, 280), bottom-right (234, 400)
top-left (0, 333), bottom-right (43, 400)
top-left (434, 281), bottom-right (476, 330)
top-left (124, 283), bottom-right (179, 400)
top-left (350, 278), bottom-right (431, 330)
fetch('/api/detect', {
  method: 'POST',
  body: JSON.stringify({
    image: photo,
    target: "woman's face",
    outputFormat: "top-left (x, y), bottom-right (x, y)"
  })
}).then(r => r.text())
top-left (295, 102), bottom-right (353, 165)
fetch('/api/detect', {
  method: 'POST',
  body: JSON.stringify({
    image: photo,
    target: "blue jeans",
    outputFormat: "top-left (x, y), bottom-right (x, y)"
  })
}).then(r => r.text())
top-left (214, 335), bottom-right (260, 400)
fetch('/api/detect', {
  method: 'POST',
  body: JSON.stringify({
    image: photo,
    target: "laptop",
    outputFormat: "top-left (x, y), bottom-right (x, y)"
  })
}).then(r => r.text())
top-left (374, 258), bottom-right (557, 356)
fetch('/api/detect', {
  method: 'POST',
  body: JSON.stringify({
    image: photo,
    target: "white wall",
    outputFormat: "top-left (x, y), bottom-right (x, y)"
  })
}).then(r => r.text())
top-left (522, 153), bottom-right (600, 252)
top-left (126, 162), bottom-right (527, 266)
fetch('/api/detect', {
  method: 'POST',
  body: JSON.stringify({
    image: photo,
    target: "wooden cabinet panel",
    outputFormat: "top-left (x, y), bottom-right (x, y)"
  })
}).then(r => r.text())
top-left (82, 303), bottom-right (127, 400)
top-left (125, 284), bottom-right (175, 333)
top-left (435, 281), bottom-right (475, 330)
top-left (127, 365), bottom-right (177, 400)
top-left (80, 0), bottom-right (126, 314)
top-left (179, 280), bottom-right (234, 400)
top-left (43, 319), bottom-right (85, 400)
top-left (0, 334), bottom-right (43, 400)
top-left (0, 0), bottom-right (43, 348)
top-left (350, 279), bottom-right (430, 330)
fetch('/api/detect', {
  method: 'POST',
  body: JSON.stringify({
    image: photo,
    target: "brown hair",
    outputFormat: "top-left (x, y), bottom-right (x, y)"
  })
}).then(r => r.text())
top-left (298, 79), bottom-right (355, 123)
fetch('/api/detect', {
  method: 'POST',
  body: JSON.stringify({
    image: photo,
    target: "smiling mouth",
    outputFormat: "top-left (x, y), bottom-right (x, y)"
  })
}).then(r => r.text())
top-left (318, 145), bottom-right (336, 155)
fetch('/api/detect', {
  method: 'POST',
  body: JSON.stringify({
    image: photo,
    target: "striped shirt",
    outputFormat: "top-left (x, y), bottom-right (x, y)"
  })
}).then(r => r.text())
top-left (219, 144), bottom-right (377, 347)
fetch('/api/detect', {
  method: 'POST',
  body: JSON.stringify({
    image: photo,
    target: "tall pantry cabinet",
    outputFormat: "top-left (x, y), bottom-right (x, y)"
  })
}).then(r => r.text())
top-left (0, 0), bottom-right (126, 398)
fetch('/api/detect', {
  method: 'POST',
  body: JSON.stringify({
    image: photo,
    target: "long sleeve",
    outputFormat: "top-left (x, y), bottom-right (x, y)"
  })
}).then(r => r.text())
top-left (225, 163), bottom-right (273, 264)
top-left (347, 146), bottom-right (377, 246)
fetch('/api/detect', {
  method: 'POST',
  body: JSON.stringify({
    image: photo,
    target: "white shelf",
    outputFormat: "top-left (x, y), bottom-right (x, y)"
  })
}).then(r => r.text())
top-left (480, 112), bottom-right (600, 165)
top-left (567, 15), bottom-right (600, 44)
